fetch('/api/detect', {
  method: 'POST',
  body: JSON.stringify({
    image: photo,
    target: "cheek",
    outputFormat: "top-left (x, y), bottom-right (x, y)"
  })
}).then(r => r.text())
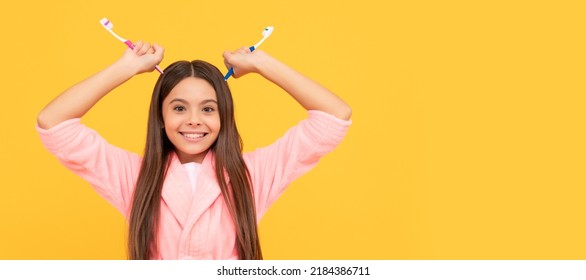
top-left (162, 112), bottom-right (182, 130)
top-left (161, 111), bottom-right (169, 129)
top-left (211, 116), bottom-right (221, 132)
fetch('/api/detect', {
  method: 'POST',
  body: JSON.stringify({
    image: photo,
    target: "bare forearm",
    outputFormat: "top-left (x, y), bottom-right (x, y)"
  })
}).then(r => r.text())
top-left (37, 42), bottom-right (164, 129)
top-left (37, 61), bottom-right (136, 129)
top-left (256, 53), bottom-right (352, 120)
top-left (224, 48), bottom-right (352, 120)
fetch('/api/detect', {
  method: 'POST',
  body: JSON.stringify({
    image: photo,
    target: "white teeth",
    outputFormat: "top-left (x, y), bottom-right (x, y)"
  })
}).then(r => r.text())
top-left (183, 133), bottom-right (205, 139)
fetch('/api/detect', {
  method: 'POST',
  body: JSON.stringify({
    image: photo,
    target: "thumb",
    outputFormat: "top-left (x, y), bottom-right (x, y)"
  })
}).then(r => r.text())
top-left (222, 51), bottom-right (233, 69)
top-left (153, 43), bottom-right (164, 54)
top-left (153, 43), bottom-right (165, 60)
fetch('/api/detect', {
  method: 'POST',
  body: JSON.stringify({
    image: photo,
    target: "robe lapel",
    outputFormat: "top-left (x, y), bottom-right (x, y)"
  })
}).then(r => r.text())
top-left (185, 151), bottom-right (225, 227)
top-left (161, 153), bottom-right (195, 227)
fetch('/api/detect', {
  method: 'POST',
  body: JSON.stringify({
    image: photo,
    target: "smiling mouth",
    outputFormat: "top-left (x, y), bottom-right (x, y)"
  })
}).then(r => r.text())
top-left (180, 132), bottom-right (207, 139)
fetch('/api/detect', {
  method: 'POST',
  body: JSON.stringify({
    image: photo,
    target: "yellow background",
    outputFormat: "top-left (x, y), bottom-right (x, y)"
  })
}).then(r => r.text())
top-left (1, 0), bottom-right (585, 259)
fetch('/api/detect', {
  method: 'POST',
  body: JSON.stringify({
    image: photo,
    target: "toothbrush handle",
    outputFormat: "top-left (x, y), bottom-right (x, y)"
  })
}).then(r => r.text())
top-left (124, 40), bottom-right (134, 49)
top-left (124, 40), bottom-right (164, 75)
top-left (224, 46), bottom-right (255, 81)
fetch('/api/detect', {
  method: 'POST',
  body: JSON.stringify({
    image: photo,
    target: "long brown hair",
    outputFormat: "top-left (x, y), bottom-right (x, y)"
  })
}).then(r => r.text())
top-left (128, 60), bottom-right (262, 260)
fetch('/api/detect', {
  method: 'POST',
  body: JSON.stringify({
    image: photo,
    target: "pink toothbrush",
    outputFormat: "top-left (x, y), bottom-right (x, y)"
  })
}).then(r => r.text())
top-left (99, 17), bottom-right (163, 74)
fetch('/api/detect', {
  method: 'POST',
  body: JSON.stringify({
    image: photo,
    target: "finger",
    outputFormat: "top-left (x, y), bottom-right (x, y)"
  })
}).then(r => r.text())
top-left (133, 41), bottom-right (143, 53)
top-left (237, 46), bottom-right (250, 54)
top-left (222, 51), bottom-right (233, 70)
top-left (153, 43), bottom-right (165, 57)
top-left (139, 42), bottom-right (151, 55)
top-left (222, 50), bottom-right (232, 60)
top-left (153, 43), bottom-right (165, 63)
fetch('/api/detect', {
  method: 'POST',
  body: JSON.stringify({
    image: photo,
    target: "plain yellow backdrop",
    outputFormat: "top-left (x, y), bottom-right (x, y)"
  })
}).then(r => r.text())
top-left (1, 0), bottom-right (585, 259)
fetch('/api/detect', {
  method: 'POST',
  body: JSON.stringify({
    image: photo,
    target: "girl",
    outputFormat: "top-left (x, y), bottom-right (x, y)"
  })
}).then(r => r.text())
top-left (36, 41), bottom-right (352, 260)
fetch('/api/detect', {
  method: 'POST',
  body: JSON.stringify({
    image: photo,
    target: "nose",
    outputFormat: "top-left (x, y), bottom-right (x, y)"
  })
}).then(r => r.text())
top-left (186, 112), bottom-right (201, 126)
top-left (187, 120), bottom-right (201, 126)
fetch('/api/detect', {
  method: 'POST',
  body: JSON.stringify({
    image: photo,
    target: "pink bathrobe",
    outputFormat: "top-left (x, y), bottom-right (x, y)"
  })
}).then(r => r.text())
top-left (36, 110), bottom-right (351, 259)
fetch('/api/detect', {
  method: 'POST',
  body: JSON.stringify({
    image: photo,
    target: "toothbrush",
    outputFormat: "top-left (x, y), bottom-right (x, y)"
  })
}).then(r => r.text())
top-left (99, 17), bottom-right (164, 74)
top-left (224, 26), bottom-right (274, 81)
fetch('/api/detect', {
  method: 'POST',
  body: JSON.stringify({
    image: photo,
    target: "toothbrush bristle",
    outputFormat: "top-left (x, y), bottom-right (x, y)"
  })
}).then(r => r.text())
top-left (262, 26), bottom-right (274, 37)
top-left (100, 17), bottom-right (113, 29)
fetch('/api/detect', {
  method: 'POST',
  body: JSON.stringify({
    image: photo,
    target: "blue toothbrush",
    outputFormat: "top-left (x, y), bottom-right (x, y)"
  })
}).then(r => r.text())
top-left (224, 26), bottom-right (274, 81)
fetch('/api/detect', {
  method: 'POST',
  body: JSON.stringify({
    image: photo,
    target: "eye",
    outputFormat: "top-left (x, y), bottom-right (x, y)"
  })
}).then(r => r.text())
top-left (203, 106), bottom-right (216, 113)
top-left (173, 105), bottom-right (186, 112)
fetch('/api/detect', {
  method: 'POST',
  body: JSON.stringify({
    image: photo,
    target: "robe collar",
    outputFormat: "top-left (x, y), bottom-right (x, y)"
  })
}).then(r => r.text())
top-left (161, 151), bottom-right (228, 227)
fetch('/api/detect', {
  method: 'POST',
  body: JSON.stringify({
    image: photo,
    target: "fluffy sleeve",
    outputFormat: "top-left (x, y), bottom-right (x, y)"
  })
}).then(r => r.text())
top-left (243, 110), bottom-right (352, 219)
top-left (36, 119), bottom-right (142, 216)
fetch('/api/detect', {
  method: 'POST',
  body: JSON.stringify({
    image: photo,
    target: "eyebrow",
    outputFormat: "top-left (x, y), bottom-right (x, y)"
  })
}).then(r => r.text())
top-left (169, 98), bottom-right (218, 105)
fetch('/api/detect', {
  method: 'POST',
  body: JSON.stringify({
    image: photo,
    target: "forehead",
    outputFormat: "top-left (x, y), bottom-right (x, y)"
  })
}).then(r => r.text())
top-left (165, 77), bottom-right (217, 103)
